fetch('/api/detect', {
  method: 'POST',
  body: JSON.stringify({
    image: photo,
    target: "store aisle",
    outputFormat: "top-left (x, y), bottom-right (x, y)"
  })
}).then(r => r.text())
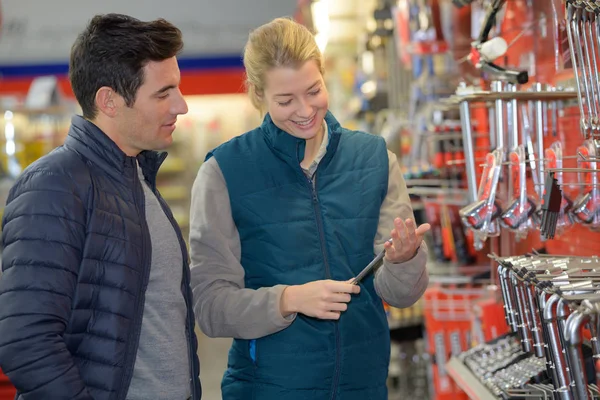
top-left (196, 329), bottom-right (231, 400)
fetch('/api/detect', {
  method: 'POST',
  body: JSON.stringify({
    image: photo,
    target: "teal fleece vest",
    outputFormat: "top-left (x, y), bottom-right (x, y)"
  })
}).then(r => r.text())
top-left (208, 112), bottom-right (390, 400)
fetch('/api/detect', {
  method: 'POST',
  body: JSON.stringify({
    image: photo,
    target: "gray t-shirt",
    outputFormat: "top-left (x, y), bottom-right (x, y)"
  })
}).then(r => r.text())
top-left (126, 164), bottom-right (191, 400)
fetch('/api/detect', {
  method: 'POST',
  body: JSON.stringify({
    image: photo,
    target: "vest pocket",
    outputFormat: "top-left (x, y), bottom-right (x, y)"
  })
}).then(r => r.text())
top-left (249, 339), bottom-right (257, 366)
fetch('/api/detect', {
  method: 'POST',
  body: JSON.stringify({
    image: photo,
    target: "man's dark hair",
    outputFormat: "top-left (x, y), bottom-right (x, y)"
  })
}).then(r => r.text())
top-left (69, 13), bottom-right (183, 119)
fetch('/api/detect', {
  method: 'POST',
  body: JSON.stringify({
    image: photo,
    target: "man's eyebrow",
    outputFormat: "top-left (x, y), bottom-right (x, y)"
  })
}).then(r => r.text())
top-left (154, 84), bottom-right (177, 95)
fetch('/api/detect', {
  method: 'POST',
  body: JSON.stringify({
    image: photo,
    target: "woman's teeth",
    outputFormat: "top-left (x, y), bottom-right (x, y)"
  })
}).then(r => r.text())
top-left (294, 117), bottom-right (314, 126)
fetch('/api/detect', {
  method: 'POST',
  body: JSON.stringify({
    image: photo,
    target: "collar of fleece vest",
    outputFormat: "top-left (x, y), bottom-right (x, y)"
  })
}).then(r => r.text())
top-left (260, 110), bottom-right (342, 171)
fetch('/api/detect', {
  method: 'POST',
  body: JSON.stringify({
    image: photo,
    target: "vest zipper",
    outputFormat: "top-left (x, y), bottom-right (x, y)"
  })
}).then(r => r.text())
top-left (305, 173), bottom-right (341, 400)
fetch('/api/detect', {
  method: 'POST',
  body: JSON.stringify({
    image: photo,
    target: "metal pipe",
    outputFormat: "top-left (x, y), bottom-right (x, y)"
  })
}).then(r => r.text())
top-left (565, 311), bottom-right (593, 400)
top-left (525, 279), bottom-right (546, 358)
top-left (510, 273), bottom-right (525, 338)
top-left (503, 267), bottom-right (519, 332)
top-left (506, 84), bottom-right (514, 148)
top-left (551, 97), bottom-right (559, 138)
top-left (513, 273), bottom-right (533, 352)
top-left (557, 298), bottom-right (574, 387)
top-left (445, 89), bottom-right (578, 102)
top-left (492, 80), bottom-right (506, 154)
top-left (537, 290), bottom-right (563, 395)
top-left (489, 105), bottom-right (497, 150)
top-left (535, 82), bottom-right (546, 197)
top-left (509, 83), bottom-right (519, 151)
top-left (519, 278), bottom-right (536, 354)
top-left (459, 89), bottom-right (478, 203)
top-left (544, 294), bottom-right (573, 396)
top-left (586, 314), bottom-right (600, 359)
top-left (498, 264), bottom-right (514, 328)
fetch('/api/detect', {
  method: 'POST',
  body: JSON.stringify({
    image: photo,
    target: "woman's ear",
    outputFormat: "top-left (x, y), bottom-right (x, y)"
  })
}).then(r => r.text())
top-left (251, 83), bottom-right (264, 103)
top-left (248, 83), bottom-right (266, 115)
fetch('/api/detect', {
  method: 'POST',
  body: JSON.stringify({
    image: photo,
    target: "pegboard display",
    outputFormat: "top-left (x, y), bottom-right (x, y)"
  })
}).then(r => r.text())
top-left (458, 0), bottom-right (600, 257)
top-left (502, 0), bottom-right (600, 256)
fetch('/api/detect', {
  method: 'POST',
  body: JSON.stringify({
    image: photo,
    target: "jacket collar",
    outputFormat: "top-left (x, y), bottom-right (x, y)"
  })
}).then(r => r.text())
top-left (260, 111), bottom-right (341, 169)
top-left (64, 115), bottom-right (167, 183)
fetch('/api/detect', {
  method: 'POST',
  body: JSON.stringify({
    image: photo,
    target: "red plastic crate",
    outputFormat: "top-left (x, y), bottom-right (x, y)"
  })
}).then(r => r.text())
top-left (0, 369), bottom-right (15, 400)
top-left (424, 286), bottom-right (488, 400)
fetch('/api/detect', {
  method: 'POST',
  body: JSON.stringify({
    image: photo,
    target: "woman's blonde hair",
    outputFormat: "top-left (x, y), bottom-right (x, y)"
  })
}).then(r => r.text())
top-left (243, 17), bottom-right (324, 111)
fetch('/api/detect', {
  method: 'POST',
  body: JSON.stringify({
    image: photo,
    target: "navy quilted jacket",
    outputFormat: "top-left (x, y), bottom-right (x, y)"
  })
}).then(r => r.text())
top-left (0, 116), bottom-right (201, 400)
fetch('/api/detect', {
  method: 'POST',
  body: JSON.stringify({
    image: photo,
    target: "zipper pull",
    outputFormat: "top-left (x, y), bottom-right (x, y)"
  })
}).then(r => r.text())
top-left (305, 175), bottom-right (319, 203)
top-left (307, 178), bottom-right (318, 202)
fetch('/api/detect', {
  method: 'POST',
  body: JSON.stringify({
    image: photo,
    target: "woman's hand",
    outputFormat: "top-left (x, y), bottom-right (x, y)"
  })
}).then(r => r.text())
top-left (384, 218), bottom-right (430, 264)
top-left (280, 280), bottom-right (360, 320)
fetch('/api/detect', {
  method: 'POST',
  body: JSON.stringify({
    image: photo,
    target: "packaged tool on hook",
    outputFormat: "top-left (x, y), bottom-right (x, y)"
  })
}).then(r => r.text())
top-left (501, 145), bottom-right (537, 238)
top-left (459, 149), bottom-right (503, 250)
top-left (540, 172), bottom-right (563, 240)
top-left (542, 142), bottom-right (574, 238)
top-left (468, 0), bottom-right (529, 84)
top-left (572, 140), bottom-right (600, 228)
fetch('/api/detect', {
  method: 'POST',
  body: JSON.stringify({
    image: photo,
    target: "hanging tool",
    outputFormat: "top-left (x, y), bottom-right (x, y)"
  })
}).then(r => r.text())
top-left (571, 140), bottom-right (600, 227)
top-left (566, 0), bottom-right (591, 137)
top-left (501, 147), bottom-right (537, 235)
top-left (459, 150), bottom-right (503, 250)
top-left (544, 142), bottom-right (574, 239)
top-left (584, 9), bottom-right (600, 129)
top-left (540, 172), bottom-right (563, 240)
top-left (469, 0), bottom-right (529, 84)
top-left (576, 6), bottom-right (600, 133)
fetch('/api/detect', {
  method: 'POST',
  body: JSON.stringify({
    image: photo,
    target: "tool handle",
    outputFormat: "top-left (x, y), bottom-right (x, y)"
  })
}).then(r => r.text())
top-left (351, 238), bottom-right (393, 284)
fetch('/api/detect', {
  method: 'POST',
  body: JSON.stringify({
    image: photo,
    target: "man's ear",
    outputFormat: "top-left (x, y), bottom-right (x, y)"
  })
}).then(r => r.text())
top-left (95, 87), bottom-right (121, 118)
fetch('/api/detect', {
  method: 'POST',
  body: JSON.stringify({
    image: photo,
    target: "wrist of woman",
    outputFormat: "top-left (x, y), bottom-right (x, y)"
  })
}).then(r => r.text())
top-left (280, 285), bottom-right (299, 317)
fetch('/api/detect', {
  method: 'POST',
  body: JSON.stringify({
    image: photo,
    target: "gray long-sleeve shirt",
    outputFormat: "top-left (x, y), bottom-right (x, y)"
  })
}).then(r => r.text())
top-left (189, 130), bottom-right (428, 340)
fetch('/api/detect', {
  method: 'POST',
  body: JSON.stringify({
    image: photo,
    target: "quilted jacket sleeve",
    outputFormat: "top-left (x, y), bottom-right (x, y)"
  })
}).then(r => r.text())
top-left (0, 167), bottom-right (93, 399)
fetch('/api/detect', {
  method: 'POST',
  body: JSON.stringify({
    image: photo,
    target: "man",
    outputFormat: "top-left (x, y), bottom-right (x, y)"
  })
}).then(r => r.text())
top-left (0, 14), bottom-right (201, 400)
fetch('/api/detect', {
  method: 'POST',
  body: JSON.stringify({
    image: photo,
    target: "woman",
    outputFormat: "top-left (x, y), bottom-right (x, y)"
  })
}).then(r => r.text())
top-left (189, 17), bottom-right (430, 400)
